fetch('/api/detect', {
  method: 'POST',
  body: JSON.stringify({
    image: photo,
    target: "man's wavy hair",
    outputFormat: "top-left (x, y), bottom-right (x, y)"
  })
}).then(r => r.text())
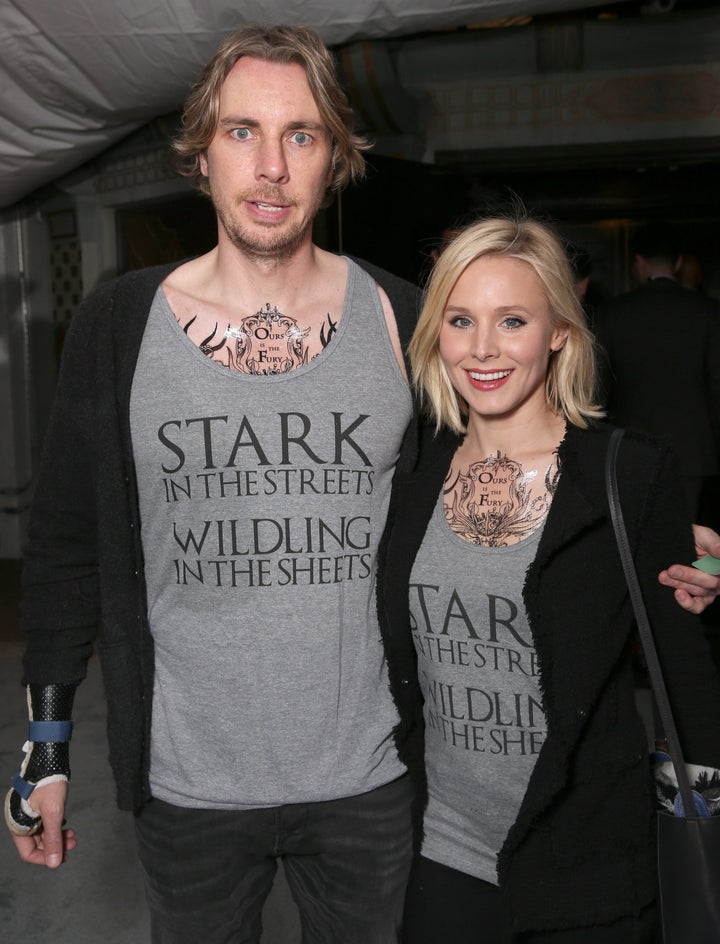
top-left (173, 24), bottom-right (370, 198)
top-left (409, 214), bottom-right (605, 433)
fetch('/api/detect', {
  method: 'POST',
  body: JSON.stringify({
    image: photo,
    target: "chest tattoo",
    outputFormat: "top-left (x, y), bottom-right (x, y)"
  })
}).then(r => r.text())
top-left (443, 451), bottom-right (560, 547)
top-left (181, 303), bottom-right (338, 374)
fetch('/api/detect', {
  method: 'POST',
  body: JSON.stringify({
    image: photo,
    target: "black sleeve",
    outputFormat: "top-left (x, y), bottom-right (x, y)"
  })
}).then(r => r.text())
top-left (625, 437), bottom-right (720, 764)
top-left (20, 284), bottom-right (113, 685)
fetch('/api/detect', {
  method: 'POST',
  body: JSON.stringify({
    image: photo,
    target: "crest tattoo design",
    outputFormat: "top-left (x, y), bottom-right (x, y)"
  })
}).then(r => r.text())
top-left (182, 303), bottom-right (338, 374)
top-left (444, 451), bottom-right (560, 547)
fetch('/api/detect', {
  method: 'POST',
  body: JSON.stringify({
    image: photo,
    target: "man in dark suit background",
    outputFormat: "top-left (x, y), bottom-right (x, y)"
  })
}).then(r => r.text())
top-left (595, 223), bottom-right (720, 528)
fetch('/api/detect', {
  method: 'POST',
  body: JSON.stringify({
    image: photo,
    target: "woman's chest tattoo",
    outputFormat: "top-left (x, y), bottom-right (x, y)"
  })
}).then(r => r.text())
top-left (443, 452), bottom-right (560, 546)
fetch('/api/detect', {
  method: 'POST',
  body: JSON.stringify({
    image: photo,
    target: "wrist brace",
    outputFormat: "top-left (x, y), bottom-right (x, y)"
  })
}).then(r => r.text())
top-left (4, 683), bottom-right (75, 837)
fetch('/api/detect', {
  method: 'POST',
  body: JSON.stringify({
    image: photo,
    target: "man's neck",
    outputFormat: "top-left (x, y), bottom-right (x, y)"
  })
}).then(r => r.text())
top-left (175, 237), bottom-right (337, 314)
top-left (635, 255), bottom-right (678, 285)
top-left (160, 236), bottom-right (349, 374)
top-left (211, 236), bottom-right (328, 307)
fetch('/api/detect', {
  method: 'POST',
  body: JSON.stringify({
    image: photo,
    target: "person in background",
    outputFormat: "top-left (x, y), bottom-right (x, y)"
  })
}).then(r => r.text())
top-left (674, 247), bottom-right (720, 563)
top-left (676, 250), bottom-right (704, 292)
top-left (566, 242), bottom-right (592, 302)
top-left (431, 226), bottom-right (464, 263)
top-left (595, 222), bottom-right (720, 527)
top-left (377, 214), bottom-right (720, 943)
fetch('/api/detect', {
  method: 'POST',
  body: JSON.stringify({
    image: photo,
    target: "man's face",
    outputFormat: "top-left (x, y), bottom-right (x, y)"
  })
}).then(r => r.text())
top-left (200, 56), bottom-right (334, 261)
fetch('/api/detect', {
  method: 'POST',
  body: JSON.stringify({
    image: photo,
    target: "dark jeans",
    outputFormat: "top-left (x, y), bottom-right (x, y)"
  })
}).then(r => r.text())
top-left (134, 775), bottom-right (413, 944)
top-left (401, 855), bottom-right (659, 944)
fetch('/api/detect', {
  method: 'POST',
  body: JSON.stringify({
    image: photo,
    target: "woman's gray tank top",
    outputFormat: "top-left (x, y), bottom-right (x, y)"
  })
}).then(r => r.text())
top-left (410, 492), bottom-right (547, 883)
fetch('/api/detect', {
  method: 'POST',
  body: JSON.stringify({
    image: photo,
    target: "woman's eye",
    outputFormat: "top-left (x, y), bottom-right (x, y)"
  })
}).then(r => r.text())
top-left (450, 316), bottom-right (473, 329)
top-left (502, 317), bottom-right (525, 329)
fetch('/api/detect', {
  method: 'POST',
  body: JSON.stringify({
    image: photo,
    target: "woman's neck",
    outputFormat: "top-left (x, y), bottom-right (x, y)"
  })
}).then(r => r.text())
top-left (460, 407), bottom-right (567, 465)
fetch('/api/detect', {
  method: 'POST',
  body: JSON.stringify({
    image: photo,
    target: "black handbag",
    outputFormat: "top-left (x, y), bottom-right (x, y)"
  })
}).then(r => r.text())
top-left (605, 428), bottom-right (720, 943)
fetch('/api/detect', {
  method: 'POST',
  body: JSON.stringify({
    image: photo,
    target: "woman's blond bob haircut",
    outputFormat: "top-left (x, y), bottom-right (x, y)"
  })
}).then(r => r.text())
top-left (409, 215), bottom-right (604, 433)
top-left (173, 24), bottom-right (370, 197)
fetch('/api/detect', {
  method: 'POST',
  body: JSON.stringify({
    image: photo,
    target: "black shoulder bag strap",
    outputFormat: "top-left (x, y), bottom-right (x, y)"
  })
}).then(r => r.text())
top-left (604, 427), bottom-right (697, 818)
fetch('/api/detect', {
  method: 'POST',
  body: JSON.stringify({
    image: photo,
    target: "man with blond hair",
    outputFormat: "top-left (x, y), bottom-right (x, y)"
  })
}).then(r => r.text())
top-left (5, 25), bottom-right (418, 944)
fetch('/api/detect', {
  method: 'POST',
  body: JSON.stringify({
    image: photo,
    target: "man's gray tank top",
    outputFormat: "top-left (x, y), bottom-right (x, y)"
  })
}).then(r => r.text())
top-left (129, 258), bottom-right (412, 809)
top-left (410, 493), bottom-right (547, 884)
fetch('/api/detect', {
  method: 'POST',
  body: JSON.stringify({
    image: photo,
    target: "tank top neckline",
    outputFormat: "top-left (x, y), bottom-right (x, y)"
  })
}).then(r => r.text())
top-left (156, 255), bottom-right (357, 384)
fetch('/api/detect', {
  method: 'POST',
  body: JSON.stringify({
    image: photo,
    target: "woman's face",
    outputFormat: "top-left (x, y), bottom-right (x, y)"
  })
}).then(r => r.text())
top-left (438, 254), bottom-right (568, 424)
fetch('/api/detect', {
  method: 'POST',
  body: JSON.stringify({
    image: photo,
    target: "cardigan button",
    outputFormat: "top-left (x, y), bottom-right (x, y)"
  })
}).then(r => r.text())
top-left (400, 678), bottom-right (409, 685)
top-left (577, 708), bottom-right (586, 718)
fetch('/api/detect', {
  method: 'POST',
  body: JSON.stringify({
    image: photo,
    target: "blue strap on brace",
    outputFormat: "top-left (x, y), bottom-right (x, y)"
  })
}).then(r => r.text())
top-left (10, 720), bottom-right (74, 801)
top-left (11, 773), bottom-right (36, 800)
top-left (27, 720), bottom-right (73, 742)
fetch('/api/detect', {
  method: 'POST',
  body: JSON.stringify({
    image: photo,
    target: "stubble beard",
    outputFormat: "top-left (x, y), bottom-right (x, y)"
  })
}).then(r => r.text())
top-left (213, 187), bottom-right (323, 263)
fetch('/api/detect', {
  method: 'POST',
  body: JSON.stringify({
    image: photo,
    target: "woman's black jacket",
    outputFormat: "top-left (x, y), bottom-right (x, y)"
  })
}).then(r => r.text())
top-left (376, 420), bottom-right (720, 933)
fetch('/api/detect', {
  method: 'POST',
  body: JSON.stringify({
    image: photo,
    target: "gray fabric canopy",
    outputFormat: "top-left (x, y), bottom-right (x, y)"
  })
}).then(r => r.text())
top-left (0, 0), bottom-right (623, 209)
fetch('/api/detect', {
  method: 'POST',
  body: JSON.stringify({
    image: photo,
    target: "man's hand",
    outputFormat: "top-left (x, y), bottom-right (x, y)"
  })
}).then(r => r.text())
top-left (658, 524), bottom-right (720, 614)
top-left (9, 780), bottom-right (76, 868)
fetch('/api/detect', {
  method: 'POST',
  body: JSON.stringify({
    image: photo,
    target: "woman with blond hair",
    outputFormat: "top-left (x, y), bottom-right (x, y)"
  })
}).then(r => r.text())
top-left (377, 215), bottom-right (720, 942)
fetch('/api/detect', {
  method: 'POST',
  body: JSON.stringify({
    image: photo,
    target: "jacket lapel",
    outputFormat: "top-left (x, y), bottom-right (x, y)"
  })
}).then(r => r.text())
top-left (505, 428), bottom-right (632, 839)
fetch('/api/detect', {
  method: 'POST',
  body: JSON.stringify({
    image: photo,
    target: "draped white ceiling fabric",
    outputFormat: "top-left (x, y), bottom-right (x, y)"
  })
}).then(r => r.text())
top-left (0, 0), bottom-right (623, 209)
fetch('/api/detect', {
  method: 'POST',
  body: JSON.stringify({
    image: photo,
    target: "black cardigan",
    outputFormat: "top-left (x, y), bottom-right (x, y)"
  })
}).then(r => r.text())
top-left (20, 256), bottom-right (421, 812)
top-left (376, 421), bottom-right (720, 933)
